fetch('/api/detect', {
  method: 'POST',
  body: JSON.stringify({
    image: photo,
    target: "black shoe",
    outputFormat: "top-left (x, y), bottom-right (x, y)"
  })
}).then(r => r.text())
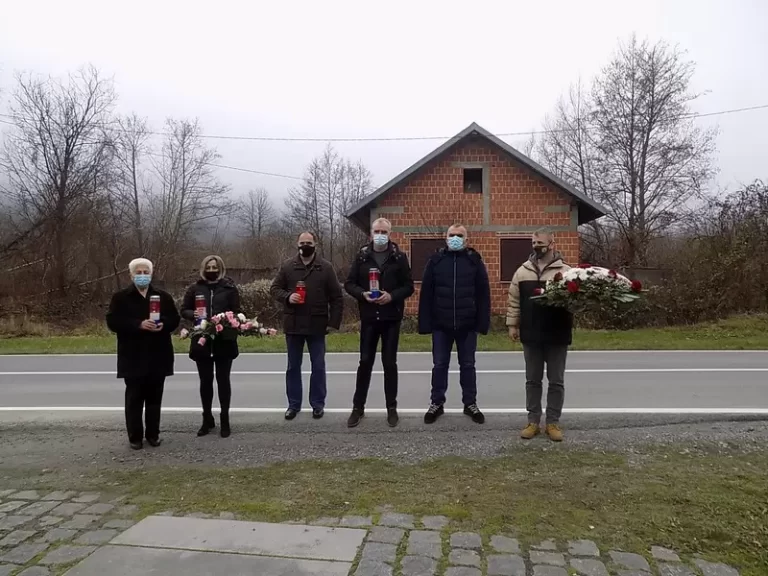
top-left (129, 441), bottom-right (143, 450)
top-left (197, 414), bottom-right (216, 437)
top-left (312, 408), bottom-right (324, 420)
top-left (464, 403), bottom-right (485, 424)
top-left (285, 408), bottom-right (299, 420)
top-left (424, 403), bottom-right (444, 424)
top-left (347, 408), bottom-right (364, 428)
top-left (220, 413), bottom-right (230, 438)
top-left (146, 437), bottom-right (162, 447)
top-left (387, 408), bottom-right (399, 428)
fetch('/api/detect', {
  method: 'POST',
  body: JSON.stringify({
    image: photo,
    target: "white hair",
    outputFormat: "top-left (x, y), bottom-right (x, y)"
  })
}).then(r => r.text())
top-left (128, 258), bottom-right (153, 275)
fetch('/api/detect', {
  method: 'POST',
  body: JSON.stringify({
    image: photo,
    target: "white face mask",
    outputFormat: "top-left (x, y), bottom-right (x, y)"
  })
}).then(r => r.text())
top-left (373, 234), bottom-right (389, 247)
top-left (447, 236), bottom-right (465, 251)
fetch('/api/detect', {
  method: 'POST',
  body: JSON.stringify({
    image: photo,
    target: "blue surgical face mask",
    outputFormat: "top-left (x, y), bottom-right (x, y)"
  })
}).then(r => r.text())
top-left (133, 274), bottom-right (151, 288)
top-left (447, 236), bottom-right (465, 251)
top-left (373, 234), bottom-right (389, 247)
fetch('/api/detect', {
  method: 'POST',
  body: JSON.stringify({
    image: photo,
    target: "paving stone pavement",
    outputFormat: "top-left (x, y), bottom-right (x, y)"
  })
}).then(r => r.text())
top-left (0, 491), bottom-right (747, 575)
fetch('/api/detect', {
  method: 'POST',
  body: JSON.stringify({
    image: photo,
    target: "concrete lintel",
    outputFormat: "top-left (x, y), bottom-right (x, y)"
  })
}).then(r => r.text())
top-left (450, 161), bottom-right (490, 169)
top-left (393, 225), bottom-right (573, 234)
top-left (543, 205), bottom-right (571, 213)
top-left (375, 206), bottom-right (405, 214)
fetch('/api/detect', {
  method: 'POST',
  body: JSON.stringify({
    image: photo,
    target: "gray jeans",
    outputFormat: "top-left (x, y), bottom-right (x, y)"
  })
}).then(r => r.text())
top-left (522, 344), bottom-right (568, 424)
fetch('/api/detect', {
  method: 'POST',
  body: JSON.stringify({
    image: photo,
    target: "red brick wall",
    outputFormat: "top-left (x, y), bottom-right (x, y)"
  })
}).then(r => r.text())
top-left (374, 140), bottom-right (580, 316)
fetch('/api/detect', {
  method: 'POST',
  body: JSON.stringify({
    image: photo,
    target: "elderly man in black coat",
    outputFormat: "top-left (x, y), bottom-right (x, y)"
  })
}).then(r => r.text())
top-left (418, 224), bottom-right (491, 424)
top-left (106, 258), bottom-right (180, 450)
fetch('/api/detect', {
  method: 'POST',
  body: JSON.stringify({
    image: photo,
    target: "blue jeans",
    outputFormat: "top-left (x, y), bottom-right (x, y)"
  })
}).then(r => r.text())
top-left (430, 329), bottom-right (478, 406)
top-left (285, 334), bottom-right (327, 411)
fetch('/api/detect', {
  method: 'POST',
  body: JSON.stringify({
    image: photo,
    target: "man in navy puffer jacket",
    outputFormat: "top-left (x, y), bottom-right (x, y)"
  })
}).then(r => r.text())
top-left (418, 224), bottom-right (491, 424)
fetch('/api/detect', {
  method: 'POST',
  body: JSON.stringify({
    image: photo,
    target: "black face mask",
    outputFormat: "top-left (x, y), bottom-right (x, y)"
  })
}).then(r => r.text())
top-left (299, 245), bottom-right (315, 257)
top-left (204, 271), bottom-right (219, 282)
top-left (533, 246), bottom-right (550, 259)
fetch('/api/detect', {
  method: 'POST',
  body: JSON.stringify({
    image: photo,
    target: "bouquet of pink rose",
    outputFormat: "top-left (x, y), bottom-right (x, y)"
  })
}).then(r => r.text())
top-left (179, 311), bottom-right (277, 347)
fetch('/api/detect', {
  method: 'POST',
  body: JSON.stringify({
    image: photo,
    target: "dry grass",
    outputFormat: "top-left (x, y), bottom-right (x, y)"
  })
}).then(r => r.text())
top-left (10, 448), bottom-right (768, 576)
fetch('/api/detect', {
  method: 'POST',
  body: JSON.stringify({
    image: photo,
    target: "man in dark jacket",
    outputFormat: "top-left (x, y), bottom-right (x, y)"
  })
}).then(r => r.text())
top-left (507, 227), bottom-right (573, 442)
top-left (106, 258), bottom-right (180, 450)
top-left (271, 232), bottom-right (344, 420)
top-left (344, 218), bottom-right (414, 428)
top-left (418, 224), bottom-right (491, 424)
top-left (181, 255), bottom-right (242, 438)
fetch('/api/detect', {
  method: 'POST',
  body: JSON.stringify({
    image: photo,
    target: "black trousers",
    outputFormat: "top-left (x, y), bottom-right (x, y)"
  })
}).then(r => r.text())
top-left (196, 357), bottom-right (233, 415)
top-left (124, 375), bottom-right (165, 443)
top-left (353, 320), bottom-right (400, 409)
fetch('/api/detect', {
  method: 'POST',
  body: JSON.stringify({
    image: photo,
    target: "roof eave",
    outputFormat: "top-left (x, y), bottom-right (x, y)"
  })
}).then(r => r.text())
top-left (344, 121), bottom-right (609, 225)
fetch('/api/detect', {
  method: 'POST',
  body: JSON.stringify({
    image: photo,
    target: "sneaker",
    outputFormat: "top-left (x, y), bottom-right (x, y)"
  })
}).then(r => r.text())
top-left (521, 423), bottom-right (541, 440)
top-left (285, 408), bottom-right (299, 421)
top-left (347, 408), bottom-right (364, 428)
top-left (463, 403), bottom-right (485, 424)
top-left (146, 437), bottom-right (162, 448)
top-left (545, 423), bottom-right (564, 442)
top-left (387, 408), bottom-right (399, 427)
top-left (129, 441), bottom-right (143, 450)
top-left (312, 408), bottom-right (325, 420)
top-left (424, 403), bottom-right (444, 424)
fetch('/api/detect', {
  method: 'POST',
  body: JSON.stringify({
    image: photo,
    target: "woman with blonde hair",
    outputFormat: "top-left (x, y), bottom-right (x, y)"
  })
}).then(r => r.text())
top-left (181, 255), bottom-right (242, 437)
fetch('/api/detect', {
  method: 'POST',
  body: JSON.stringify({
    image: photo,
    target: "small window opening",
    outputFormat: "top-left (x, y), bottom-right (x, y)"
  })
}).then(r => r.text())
top-left (463, 168), bottom-right (483, 193)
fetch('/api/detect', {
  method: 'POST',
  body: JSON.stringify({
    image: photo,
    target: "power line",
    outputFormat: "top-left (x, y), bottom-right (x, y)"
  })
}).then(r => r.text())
top-left (205, 162), bottom-right (302, 180)
top-left (0, 103), bottom-right (767, 143)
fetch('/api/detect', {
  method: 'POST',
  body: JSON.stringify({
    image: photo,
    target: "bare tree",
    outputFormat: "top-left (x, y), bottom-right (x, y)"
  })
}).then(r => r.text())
top-left (0, 66), bottom-right (116, 293)
top-left (148, 118), bottom-right (232, 276)
top-left (535, 37), bottom-right (717, 267)
top-left (240, 187), bottom-right (276, 241)
top-left (337, 159), bottom-right (373, 267)
top-left (535, 80), bottom-right (612, 263)
top-left (285, 158), bottom-right (323, 247)
top-left (285, 145), bottom-right (373, 267)
top-left (109, 113), bottom-right (151, 255)
top-left (591, 36), bottom-right (717, 266)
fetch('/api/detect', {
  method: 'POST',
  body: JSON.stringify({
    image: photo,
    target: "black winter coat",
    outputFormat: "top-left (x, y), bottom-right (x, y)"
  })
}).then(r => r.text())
top-left (106, 285), bottom-right (181, 379)
top-left (344, 242), bottom-right (414, 323)
top-left (181, 277), bottom-right (242, 361)
top-left (270, 255), bottom-right (344, 336)
top-left (418, 248), bottom-right (491, 335)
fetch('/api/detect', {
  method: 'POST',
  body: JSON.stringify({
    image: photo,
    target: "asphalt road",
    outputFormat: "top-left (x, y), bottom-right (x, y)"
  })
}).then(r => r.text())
top-left (1, 350), bottom-right (767, 413)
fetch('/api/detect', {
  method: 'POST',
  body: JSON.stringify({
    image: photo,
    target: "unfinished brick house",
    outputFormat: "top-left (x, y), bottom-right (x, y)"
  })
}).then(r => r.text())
top-left (345, 122), bottom-right (607, 315)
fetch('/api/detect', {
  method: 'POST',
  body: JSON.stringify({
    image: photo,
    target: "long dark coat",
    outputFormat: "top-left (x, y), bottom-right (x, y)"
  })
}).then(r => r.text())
top-left (106, 285), bottom-right (181, 379)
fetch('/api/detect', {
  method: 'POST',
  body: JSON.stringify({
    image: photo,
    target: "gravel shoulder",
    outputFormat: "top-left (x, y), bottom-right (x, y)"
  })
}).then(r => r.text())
top-left (1, 413), bottom-right (766, 474)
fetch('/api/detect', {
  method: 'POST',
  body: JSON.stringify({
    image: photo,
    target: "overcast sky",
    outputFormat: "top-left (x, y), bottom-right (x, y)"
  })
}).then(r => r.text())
top-left (1, 0), bottom-right (766, 201)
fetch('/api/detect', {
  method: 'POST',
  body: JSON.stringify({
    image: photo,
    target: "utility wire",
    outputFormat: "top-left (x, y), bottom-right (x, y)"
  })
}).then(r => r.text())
top-left (0, 103), bottom-right (766, 142)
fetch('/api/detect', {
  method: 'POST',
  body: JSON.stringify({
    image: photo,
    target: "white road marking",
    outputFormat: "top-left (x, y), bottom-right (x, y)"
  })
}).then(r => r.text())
top-left (1, 407), bottom-right (767, 414)
top-left (2, 350), bottom-right (768, 358)
top-left (2, 368), bottom-right (768, 376)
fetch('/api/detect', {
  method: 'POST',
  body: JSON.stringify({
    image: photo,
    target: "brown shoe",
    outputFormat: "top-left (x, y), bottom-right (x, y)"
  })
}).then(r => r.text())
top-left (521, 423), bottom-right (541, 440)
top-left (546, 423), bottom-right (564, 442)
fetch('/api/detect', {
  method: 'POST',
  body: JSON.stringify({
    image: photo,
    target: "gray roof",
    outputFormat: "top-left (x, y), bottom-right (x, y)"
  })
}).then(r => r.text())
top-left (345, 122), bottom-right (608, 231)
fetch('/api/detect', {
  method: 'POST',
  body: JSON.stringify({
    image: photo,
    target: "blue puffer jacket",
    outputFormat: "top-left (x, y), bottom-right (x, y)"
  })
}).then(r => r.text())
top-left (417, 247), bottom-right (491, 335)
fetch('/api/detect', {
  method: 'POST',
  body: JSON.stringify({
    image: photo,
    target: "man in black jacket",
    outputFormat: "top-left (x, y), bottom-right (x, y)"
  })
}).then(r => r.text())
top-left (271, 232), bottom-right (344, 421)
top-left (344, 218), bottom-right (414, 427)
top-left (418, 224), bottom-right (491, 424)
